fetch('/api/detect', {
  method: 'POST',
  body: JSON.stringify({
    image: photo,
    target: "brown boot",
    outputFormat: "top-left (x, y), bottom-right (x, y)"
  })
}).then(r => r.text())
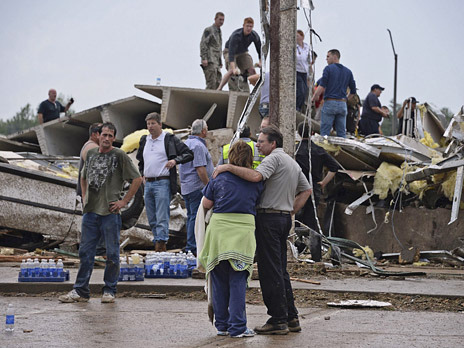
top-left (154, 241), bottom-right (160, 252)
top-left (159, 241), bottom-right (167, 252)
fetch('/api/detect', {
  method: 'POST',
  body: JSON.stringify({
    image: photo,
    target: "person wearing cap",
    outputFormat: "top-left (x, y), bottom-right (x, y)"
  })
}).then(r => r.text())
top-left (358, 84), bottom-right (389, 136)
top-left (313, 49), bottom-right (356, 138)
top-left (397, 97), bottom-right (418, 136)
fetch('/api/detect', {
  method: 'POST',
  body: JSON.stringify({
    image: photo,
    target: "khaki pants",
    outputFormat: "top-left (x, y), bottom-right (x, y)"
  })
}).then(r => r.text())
top-left (202, 64), bottom-right (222, 90)
top-left (223, 48), bottom-right (251, 92)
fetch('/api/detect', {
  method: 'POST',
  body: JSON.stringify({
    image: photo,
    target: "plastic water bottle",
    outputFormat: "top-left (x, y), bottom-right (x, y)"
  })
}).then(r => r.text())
top-left (40, 259), bottom-right (48, 277)
top-left (20, 260), bottom-right (27, 276)
top-left (56, 259), bottom-right (64, 276)
top-left (5, 304), bottom-right (14, 332)
top-left (48, 259), bottom-right (56, 277)
top-left (34, 258), bottom-right (40, 276)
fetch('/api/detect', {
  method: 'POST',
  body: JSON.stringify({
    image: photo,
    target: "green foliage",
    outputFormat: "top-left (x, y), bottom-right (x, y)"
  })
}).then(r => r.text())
top-left (0, 104), bottom-right (38, 135)
top-left (57, 93), bottom-right (75, 115)
top-left (440, 107), bottom-right (453, 122)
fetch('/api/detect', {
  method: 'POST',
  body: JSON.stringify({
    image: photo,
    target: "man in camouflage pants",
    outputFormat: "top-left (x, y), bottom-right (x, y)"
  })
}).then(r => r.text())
top-left (200, 12), bottom-right (224, 90)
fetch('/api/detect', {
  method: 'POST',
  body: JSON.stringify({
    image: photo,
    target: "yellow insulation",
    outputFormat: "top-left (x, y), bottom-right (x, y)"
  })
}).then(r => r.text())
top-left (120, 129), bottom-right (149, 153)
top-left (373, 162), bottom-right (405, 199)
top-left (419, 131), bottom-right (439, 148)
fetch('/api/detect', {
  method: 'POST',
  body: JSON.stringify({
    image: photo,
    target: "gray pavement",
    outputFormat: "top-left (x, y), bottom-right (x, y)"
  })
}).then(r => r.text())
top-left (1, 265), bottom-right (464, 298)
top-left (1, 297), bottom-right (464, 348)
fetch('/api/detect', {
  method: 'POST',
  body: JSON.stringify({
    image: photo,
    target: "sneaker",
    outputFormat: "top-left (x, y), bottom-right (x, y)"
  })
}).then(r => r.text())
top-left (231, 328), bottom-right (255, 338)
top-left (254, 322), bottom-right (289, 335)
top-left (288, 318), bottom-right (301, 332)
top-left (59, 290), bottom-right (89, 303)
top-left (217, 330), bottom-right (229, 336)
top-left (101, 292), bottom-right (115, 303)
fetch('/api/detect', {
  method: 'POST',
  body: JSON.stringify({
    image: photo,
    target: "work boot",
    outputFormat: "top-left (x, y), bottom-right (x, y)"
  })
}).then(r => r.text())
top-left (287, 318), bottom-right (301, 332)
top-left (254, 323), bottom-right (289, 335)
top-left (159, 241), bottom-right (167, 252)
top-left (154, 241), bottom-right (160, 252)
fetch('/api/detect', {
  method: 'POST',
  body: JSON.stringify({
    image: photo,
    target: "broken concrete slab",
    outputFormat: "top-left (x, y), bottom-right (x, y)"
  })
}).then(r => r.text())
top-left (7, 96), bottom-right (160, 156)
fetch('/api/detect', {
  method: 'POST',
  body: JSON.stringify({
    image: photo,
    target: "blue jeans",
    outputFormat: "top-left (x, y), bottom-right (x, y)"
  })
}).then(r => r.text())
top-left (144, 179), bottom-right (171, 244)
top-left (74, 213), bottom-right (121, 298)
top-left (182, 189), bottom-right (203, 253)
top-left (296, 72), bottom-right (308, 111)
top-left (210, 260), bottom-right (248, 336)
top-left (320, 99), bottom-right (348, 138)
top-left (259, 103), bottom-right (269, 118)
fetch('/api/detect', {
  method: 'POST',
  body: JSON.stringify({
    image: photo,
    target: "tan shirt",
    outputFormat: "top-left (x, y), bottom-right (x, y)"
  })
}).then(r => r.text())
top-left (255, 148), bottom-right (311, 211)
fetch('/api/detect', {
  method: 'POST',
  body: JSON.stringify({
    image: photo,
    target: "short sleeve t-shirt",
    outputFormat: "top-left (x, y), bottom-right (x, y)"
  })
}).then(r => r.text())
top-left (82, 147), bottom-right (141, 215)
top-left (202, 172), bottom-right (263, 215)
top-left (255, 148), bottom-right (311, 211)
top-left (361, 92), bottom-right (382, 122)
top-left (38, 100), bottom-right (65, 123)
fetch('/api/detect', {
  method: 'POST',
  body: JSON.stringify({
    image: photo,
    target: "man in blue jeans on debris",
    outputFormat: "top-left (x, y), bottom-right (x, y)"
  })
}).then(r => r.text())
top-left (59, 122), bottom-right (142, 304)
top-left (313, 49), bottom-right (356, 138)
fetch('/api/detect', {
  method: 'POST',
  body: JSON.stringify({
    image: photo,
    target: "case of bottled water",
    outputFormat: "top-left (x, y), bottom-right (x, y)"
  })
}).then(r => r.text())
top-left (144, 251), bottom-right (196, 278)
top-left (18, 258), bottom-right (69, 282)
top-left (118, 255), bottom-right (145, 281)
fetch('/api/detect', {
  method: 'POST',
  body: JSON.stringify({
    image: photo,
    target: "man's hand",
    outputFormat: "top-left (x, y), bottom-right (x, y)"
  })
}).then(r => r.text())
top-left (317, 180), bottom-right (325, 189)
top-left (212, 164), bottom-right (230, 178)
top-left (165, 159), bottom-right (176, 170)
top-left (201, 59), bottom-right (208, 67)
top-left (109, 200), bottom-right (126, 213)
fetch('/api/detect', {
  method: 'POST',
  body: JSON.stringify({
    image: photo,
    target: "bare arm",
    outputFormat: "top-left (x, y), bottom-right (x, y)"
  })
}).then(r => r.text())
top-left (372, 106), bottom-right (389, 118)
top-left (318, 171), bottom-right (336, 189)
top-left (109, 177), bottom-right (143, 213)
top-left (292, 189), bottom-right (312, 215)
top-left (196, 166), bottom-right (209, 185)
top-left (213, 164), bottom-right (262, 182)
top-left (313, 86), bottom-right (325, 102)
top-left (81, 177), bottom-right (87, 202)
top-left (38, 113), bottom-right (44, 125)
top-left (202, 197), bottom-right (214, 211)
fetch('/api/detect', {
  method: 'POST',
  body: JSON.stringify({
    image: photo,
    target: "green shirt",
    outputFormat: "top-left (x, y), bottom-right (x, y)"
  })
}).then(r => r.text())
top-left (82, 147), bottom-right (140, 216)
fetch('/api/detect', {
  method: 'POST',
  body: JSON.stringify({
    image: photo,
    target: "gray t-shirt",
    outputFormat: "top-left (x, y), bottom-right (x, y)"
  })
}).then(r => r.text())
top-left (82, 147), bottom-right (141, 216)
top-left (255, 148), bottom-right (311, 211)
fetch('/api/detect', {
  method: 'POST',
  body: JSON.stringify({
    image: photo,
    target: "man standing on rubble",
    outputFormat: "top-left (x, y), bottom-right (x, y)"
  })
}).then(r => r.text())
top-left (217, 17), bottom-right (262, 92)
top-left (358, 84), bottom-right (390, 136)
top-left (59, 122), bottom-right (142, 304)
top-left (397, 97), bottom-right (418, 136)
top-left (179, 119), bottom-right (213, 255)
top-left (313, 49), bottom-right (356, 138)
top-left (37, 88), bottom-right (74, 124)
top-left (214, 125), bottom-right (312, 335)
top-left (136, 113), bottom-right (193, 252)
top-left (200, 12), bottom-right (225, 90)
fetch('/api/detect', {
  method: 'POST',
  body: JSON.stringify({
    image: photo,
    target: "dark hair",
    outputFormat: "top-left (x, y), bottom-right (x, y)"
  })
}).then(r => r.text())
top-left (229, 140), bottom-right (253, 168)
top-left (261, 125), bottom-right (283, 148)
top-left (297, 122), bottom-right (310, 139)
top-left (145, 112), bottom-right (161, 124)
top-left (100, 122), bottom-right (117, 137)
top-left (240, 125), bottom-right (251, 138)
top-left (89, 123), bottom-right (102, 137)
top-left (328, 49), bottom-right (340, 59)
top-left (215, 12), bottom-right (224, 19)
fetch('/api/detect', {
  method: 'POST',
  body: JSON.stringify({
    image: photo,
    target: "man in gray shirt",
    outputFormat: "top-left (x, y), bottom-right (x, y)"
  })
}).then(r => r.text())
top-left (214, 125), bottom-right (312, 335)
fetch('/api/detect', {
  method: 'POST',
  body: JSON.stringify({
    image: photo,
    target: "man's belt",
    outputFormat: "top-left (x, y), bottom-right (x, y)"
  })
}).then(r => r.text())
top-left (146, 176), bottom-right (170, 182)
top-left (325, 98), bottom-right (347, 102)
top-left (257, 208), bottom-right (291, 215)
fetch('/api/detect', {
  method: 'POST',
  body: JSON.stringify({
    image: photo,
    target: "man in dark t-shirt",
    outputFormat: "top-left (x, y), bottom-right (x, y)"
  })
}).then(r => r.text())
top-left (37, 89), bottom-right (74, 124)
top-left (358, 84), bottom-right (389, 136)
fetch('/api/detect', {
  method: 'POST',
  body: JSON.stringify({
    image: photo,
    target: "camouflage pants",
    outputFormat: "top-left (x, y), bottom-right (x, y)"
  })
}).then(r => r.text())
top-left (203, 64), bottom-right (222, 90)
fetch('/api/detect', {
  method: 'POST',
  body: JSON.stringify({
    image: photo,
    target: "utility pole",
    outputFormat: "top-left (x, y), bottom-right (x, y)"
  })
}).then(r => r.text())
top-left (387, 29), bottom-right (398, 135)
top-left (269, 0), bottom-right (297, 155)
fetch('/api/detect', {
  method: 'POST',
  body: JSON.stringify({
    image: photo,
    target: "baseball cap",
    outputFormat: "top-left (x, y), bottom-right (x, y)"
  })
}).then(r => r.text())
top-left (371, 84), bottom-right (385, 91)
